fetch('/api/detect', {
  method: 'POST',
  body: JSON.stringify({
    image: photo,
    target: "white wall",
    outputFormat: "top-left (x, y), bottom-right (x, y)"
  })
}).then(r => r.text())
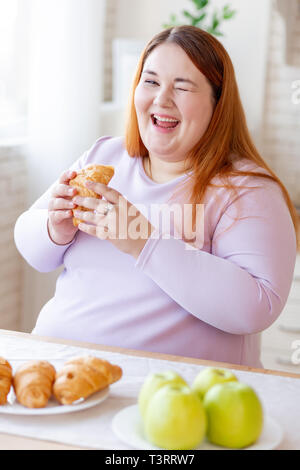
top-left (219, 0), bottom-right (272, 150)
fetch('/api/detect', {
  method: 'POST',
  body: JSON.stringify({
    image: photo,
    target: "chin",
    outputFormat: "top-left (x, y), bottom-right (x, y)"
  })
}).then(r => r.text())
top-left (147, 141), bottom-right (181, 158)
top-left (150, 150), bottom-right (181, 162)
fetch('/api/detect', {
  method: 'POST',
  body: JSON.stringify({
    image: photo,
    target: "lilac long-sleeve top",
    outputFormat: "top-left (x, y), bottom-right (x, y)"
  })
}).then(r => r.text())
top-left (14, 136), bottom-right (297, 367)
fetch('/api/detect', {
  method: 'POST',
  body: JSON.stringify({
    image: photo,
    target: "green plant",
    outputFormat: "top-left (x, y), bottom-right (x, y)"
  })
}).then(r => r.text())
top-left (163, 0), bottom-right (236, 37)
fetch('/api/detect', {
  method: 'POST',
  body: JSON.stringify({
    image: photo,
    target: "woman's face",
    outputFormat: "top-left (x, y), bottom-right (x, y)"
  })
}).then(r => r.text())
top-left (134, 42), bottom-right (215, 163)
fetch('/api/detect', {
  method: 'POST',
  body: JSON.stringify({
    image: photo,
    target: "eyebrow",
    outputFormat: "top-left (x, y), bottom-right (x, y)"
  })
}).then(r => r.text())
top-left (142, 69), bottom-right (198, 87)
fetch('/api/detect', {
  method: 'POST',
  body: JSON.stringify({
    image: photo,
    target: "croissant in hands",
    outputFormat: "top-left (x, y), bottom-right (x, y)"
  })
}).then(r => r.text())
top-left (0, 357), bottom-right (13, 405)
top-left (69, 164), bottom-right (115, 227)
top-left (53, 356), bottom-right (122, 405)
top-left (13, 361), bottom-right (56, 408)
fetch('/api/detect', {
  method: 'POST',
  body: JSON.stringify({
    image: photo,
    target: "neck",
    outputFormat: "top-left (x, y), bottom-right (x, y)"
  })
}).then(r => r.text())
top-left (145, 155), bottom-right (187, 183)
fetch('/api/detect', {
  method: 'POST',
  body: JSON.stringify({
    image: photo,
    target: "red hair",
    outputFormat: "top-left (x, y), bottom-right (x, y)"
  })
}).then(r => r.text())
top-left (125, 26), bottom-right (299, 247)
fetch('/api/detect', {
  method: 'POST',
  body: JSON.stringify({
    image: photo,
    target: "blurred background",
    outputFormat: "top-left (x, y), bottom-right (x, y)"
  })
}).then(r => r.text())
top-left (0, 0), bottom-right (299, 372)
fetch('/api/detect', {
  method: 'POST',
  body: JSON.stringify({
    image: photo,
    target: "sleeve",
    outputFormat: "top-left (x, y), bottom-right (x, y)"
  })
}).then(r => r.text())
top-left (14, 150), bottom-right (90, 273)
top-left (135, 180), bottom-right (297, 335)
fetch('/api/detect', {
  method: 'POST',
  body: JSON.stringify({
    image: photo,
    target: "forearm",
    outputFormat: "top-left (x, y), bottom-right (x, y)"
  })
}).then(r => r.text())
top-left (136, 176), bottom-right (297, 336)
top-left (135, 234), bottom-right (285, 335)
top-left (14, 137), bottom-right (114, 272)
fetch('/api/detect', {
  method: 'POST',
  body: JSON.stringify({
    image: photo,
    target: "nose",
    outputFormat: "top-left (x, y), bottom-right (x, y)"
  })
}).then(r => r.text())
top-left (153, 86), bottom-right (174, 108)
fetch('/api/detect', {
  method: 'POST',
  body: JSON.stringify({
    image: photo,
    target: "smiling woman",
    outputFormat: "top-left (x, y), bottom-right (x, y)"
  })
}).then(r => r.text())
top-left (126, 26), bottom-right (299, 239)
top-left (14, 25), bottom-right (298, 369)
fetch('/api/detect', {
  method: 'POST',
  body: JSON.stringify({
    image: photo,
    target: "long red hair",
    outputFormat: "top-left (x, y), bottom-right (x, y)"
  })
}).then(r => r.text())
top-left (125, 26), bottom-right (299, 247)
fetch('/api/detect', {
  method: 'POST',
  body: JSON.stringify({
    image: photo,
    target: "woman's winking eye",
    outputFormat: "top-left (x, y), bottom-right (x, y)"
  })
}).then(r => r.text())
top-left (144, 80), bottom-right (189, 92)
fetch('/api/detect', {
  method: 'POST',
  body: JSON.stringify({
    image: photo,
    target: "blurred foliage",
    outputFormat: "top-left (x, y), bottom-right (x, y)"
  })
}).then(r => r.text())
top-left (163, 0), bottom-right (237, 37)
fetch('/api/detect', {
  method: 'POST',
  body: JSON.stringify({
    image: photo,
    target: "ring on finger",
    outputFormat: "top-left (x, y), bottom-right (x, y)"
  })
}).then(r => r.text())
top-left (103, 202), bottom-right (115, 216)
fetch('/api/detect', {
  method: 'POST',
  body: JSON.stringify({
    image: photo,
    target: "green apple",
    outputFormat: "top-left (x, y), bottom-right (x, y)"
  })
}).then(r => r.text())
top-left (138, 370), bottom-right (187, 420)
top-left (203, 381), bottom-right (264, 449)
top-left (144, 384), bottom-right (207, 450)
top-left (192, 367), bottom-right (238, 399)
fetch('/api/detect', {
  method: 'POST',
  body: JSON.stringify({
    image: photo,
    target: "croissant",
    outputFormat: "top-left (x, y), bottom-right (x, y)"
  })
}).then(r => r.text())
top-left (69, 164), bottom-right (115, 227)
top-left (53, 355), bottom-right (122, 405)
top-left (13, 361), bottom-right (56, 408)
top-left (0, 357), bottom-right (13, 405)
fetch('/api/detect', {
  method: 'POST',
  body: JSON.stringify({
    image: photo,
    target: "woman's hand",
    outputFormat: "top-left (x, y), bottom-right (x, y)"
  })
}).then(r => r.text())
top-left (72, 181), bottom-right (154, 259)
top-left (47, 170), bottom-right (78, 245)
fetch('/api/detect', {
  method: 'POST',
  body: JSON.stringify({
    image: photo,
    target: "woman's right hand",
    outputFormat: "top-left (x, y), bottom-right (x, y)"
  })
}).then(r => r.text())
top-left (47, 170), bottom-right (78, 245)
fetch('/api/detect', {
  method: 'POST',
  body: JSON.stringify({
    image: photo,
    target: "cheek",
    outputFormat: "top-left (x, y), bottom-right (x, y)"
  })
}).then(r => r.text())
top-left (181, 97), bottom-right (214, 126)
top-left (134, 85), bottom-right (150, 117)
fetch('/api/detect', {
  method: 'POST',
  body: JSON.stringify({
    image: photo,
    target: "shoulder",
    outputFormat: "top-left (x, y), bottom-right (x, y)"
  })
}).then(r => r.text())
top-left (225, 156), bottom-right (273, 187)
top-left (204, 156), bottom-right (287, 234)
top-left (206, 157), bottom-right (296, 249)
top-left (83, 135), bottom-right (128, 166)
top-left (210, 156), bottom-right (282, 205)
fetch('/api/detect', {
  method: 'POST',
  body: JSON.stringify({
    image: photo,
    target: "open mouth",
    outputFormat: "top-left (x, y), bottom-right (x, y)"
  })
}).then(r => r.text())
top-left (151, 114), bottom-right (180, 129)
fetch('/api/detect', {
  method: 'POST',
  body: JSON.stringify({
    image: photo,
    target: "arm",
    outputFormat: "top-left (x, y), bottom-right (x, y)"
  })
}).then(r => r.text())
top-left (14, 136), bottom-right (116, 272)
top-left (14, 152), bottom-right (88, 273)
top-left (135, 180), bottom-right (297, 335)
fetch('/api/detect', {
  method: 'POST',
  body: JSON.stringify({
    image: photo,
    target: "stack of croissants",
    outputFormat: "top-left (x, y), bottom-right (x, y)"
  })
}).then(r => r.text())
top-left (0, 355), bottom-right (122, 408)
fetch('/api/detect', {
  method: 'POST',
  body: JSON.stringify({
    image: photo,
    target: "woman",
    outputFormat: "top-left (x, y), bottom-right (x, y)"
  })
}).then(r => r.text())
top-left (15, 26), bottom-right (298, 368)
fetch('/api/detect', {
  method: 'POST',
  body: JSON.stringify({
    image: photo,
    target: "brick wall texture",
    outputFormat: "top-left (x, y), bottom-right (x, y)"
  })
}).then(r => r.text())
top-left (262, 7), bottom-right (300, 207)
top-left (103, 0), bottom-right (117, 102)
top-left (0, 147), bottom-right (27, 331)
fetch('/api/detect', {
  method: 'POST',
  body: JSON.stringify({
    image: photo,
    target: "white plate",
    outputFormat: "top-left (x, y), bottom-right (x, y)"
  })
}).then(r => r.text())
top-left (0, 387), bottom-right (109, 415)
top-left (112, 404), bottom-right (283, 450)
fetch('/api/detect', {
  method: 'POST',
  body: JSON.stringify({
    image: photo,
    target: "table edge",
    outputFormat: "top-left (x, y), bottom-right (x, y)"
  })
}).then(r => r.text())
top-left (1, 328), bottom-right (300, 379)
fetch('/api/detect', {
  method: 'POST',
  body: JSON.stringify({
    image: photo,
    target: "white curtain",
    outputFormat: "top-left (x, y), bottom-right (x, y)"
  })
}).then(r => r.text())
top-left (0, 0), bottom-right (29, 135)
top-left (26, 0), bottom-right (106, 203)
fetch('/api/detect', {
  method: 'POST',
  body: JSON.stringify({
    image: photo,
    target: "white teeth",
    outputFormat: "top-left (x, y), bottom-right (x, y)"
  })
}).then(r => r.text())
top-left (153, 115), bottom-right (179, 123)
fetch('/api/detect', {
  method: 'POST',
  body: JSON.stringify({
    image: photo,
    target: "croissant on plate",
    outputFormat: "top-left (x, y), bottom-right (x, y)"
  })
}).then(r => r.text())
top-left (13, 360), bottom-right (56, 408)
top-left (0, 357), bottom-right (13, 405)
top-left (53, 355), bottom-right (122, 405)
top-left (69, 164), bottom-right (115, 227)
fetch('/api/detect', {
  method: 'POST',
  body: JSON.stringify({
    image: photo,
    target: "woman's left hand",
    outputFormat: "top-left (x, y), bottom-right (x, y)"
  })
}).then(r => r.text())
top-left (72, 181), bottom-right (154, 259)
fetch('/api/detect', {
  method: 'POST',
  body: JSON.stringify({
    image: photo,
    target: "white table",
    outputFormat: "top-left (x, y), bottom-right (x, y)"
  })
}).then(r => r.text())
top-left (0, 329), bottom-right (299, 450)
